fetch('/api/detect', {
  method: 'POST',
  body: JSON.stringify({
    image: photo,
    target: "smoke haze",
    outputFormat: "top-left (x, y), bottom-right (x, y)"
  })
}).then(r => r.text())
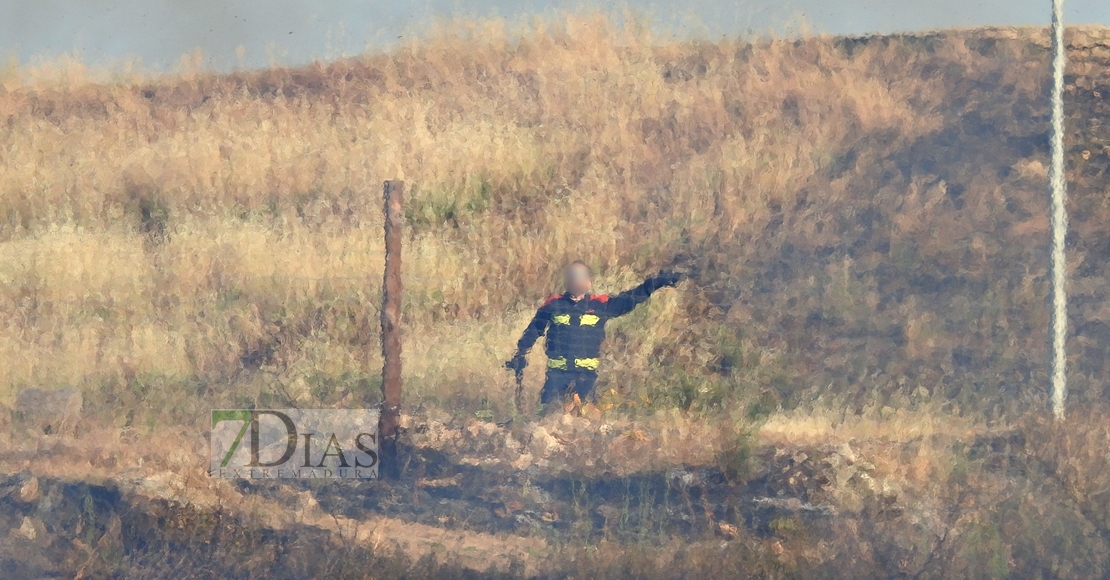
top-left (2, 0), bottom-right (1110, 72)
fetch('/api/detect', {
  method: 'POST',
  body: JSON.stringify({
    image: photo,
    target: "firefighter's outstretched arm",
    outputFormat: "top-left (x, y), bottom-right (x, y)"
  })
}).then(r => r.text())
top-left (506, 308), bottom-right (550, 372)
top-left (600, 270), bottom-right (684, 317)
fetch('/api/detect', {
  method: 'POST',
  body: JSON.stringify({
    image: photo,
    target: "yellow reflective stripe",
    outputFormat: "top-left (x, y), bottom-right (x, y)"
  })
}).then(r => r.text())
top-left (548, 357), bottom-right (599, 370)
top-left (574, 358), bottom-right (599, 370)
top-left (552, 314), bottom-right (571, 325)
top-left (580, 314), bottom-right (600, 326)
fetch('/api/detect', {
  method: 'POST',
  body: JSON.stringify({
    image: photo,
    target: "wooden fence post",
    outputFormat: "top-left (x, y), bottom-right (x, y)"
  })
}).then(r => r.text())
top-left (379, 180), bottom-right (404, 478)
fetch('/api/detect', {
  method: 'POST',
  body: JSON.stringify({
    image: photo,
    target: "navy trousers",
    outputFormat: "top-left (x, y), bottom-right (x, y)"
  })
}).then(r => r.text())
top-left (540, 369), bottom-right (598, 407)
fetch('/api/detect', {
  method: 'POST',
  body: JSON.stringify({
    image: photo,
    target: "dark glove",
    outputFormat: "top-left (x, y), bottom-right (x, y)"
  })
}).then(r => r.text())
top-left (651, 270), bottom-right (684, 288)
top-left (505, 354), bottom-right (527, 374)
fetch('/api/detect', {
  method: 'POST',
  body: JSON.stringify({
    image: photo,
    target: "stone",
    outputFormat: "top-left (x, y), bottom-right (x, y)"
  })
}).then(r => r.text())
top-left (16, 517), bottom-right (37, 540)
top-left (716, 522), bottom-right (741, 539)
top-left (17, 476), bottom-right (39, 503)
top-left (528, 426), bottom-right (562, 458)
top-left (510, 452), bottom-right (534, 470)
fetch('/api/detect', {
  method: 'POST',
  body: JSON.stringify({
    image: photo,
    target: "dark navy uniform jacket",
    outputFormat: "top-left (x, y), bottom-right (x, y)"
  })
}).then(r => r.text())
top-left (515, 275), bottom-right (672, 370)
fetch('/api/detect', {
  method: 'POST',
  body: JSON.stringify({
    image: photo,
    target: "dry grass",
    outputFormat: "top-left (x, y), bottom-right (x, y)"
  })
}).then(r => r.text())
top-left (4, 9), bottom-right (1110, 536)
top-left (0, 15), bottom-right (995, 417)
top-left (10, 16), bottom-right (1110, 578)
top-left (757, 402), bottom-right (985, 447)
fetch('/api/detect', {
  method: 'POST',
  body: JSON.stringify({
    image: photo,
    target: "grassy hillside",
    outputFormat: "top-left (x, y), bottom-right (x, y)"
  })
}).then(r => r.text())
top-left (5, 17), bottom-right (1110, 424)
top-left (7, 14), bottom-right (1110, 578)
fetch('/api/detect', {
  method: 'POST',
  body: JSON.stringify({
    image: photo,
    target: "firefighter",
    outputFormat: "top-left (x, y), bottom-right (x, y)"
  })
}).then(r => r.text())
top-left (505, 261), bottom-right (683, 411)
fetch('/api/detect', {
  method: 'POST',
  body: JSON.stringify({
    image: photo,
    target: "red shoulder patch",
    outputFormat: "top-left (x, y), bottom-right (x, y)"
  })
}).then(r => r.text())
top-left (593, 294), bottom-right (610, 303)
top-left (543, 294), bottom-right (562, 306)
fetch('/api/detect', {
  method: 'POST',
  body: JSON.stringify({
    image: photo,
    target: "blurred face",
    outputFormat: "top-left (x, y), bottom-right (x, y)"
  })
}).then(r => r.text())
top-left (564, 263), bottom-right (592, 297)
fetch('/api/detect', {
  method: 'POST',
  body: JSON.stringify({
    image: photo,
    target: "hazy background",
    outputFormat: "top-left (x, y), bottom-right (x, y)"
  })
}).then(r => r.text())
top-left (3, 0), bottom-right (1110, 72)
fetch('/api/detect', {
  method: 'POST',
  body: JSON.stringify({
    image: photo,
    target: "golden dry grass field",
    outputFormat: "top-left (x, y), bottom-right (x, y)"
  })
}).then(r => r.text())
top-left (5, 14), bottom-right (1110, 578)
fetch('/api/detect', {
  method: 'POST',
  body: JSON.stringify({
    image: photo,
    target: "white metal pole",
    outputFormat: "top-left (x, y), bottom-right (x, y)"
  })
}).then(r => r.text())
top-left (1049, 0), bottom-right (1069, 420)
